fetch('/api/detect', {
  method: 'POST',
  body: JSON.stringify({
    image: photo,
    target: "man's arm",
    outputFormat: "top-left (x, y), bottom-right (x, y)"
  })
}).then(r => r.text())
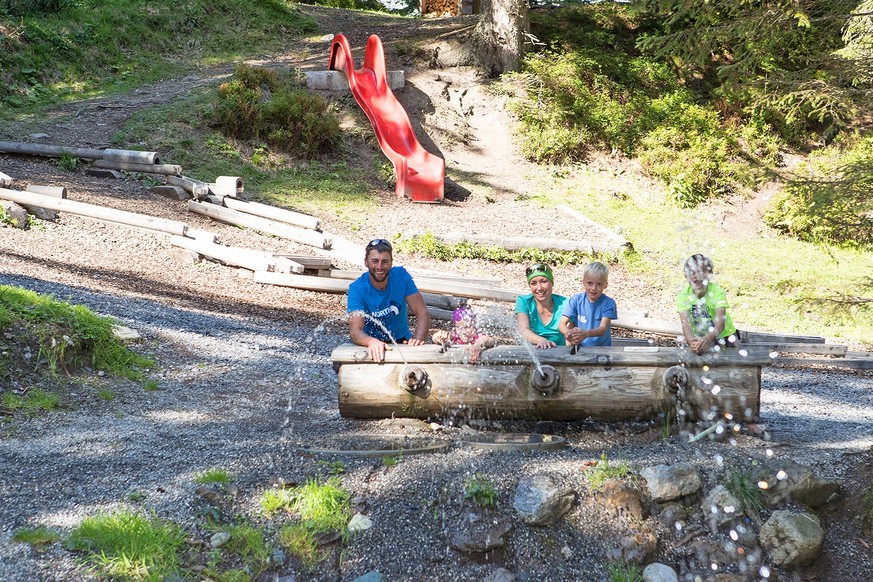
top-left (406, 292), bottom-right (430, 345)
top-left (349, 311), bottom-right (388, 363)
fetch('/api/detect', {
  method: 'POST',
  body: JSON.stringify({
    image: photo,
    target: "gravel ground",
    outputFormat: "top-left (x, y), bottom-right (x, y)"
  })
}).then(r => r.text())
top-left (1, 7), bottom-right (872, 580)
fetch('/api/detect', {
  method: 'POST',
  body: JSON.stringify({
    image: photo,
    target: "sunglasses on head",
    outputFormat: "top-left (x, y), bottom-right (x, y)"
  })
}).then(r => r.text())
top-left (525, 263), bottom-right (552, 277)
top-left (366, 238), bottom-right (392, 251)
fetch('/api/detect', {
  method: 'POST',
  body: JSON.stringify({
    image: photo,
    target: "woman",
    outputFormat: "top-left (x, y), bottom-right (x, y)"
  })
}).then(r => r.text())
top-left (515, 263), bottom-right (568, 348)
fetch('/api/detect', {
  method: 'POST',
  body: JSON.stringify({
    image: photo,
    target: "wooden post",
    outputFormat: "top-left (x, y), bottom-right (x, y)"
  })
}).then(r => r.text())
top-left (0, 171), bottom-right (13, 187)
top-left (101, 148), bottom-right (160, 165)
top-left (93, 160), bottom-right (182, 175)
top-left (221, 196), bottom-right (322, 232)
top-left (0, 188), bottom-right (188, 236)
top-left (169, 236), bottom-right (303, 273)
top-left (165, 175), bottom-right (210, 198)
top-left (187, 200), bottom-right (332, 249)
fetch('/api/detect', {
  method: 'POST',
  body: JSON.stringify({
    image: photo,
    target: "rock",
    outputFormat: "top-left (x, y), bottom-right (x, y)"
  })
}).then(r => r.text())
top-left (757, 459), bottom-right (841, 508)
top-left (1, 201), bottom-right (29, 229)
top-left (513, 474), bottom-right (576, 526)
top-left (350, 573), bottom-right (385, 582)
top-left (170, 247), bottom-right (201, 266)
top-left (658, 503), bottom-right (688, 530)
top-left (759, 509), bottom-right (824, 568)
top-left (348, 513), bottom-right (373, 532)
top-left (483, 567), bottom-right (516, 582)
top-left (642, 562), bottom-right (678, 582)
top-left (151, 184), bottom-right (189, 201)
top-left (195, 485), bottom-right (222, 504)
top-left (449, 514), bottom-right (513, 553)
top-left (641, 463), bottom-right (702, 502)
top-left (84, 167), bottom-right (124, 179)
top-left (209, 531), bottom-right (231, 547)
top-left (21, 204), bottom-right (58, 221)
top-left (607, 529), bottom-right (658, 564)
top-left (597, 478), bottom-right (648, 520)
top-left (701, 485), bottom-right (744, 529)
top-left (689, 538), bottom-right (738, 569)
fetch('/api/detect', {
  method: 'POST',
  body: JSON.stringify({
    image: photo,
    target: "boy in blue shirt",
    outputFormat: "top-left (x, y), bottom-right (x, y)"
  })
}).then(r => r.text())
top-left (559, 261), bottom-right (617, 348)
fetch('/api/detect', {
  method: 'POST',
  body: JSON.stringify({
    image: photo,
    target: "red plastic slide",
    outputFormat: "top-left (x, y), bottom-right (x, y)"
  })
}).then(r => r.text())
top-left (329, 34), bottom-right (445, 203)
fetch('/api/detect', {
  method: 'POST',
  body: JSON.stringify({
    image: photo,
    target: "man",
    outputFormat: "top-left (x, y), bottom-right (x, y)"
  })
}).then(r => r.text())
top-left (347, 238), bottom-right (430, 363)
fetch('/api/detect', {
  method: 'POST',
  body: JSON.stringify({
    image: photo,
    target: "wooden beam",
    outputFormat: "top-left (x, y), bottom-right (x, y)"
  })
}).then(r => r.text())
top-left (557, 204), bottom-right (632, 251)
top-left (320, 268), bottom-right (502, 287)
top-left (221, 196), bottom-right (322, 232)
top-left (165, 175), bottom-right (210, 198)
top-left (0, 188), bottom-right (187, 236)
top-left (254, 271), bottom-right (351, 292)
top-left (169, 236), bottom-right (303, 273)
top-left (93, 159), bottom-right (181, 175)
top-left (187, 201), bottom-right (332, 249)
top-left (421, 292), bottom-right (467, 311)
top-left (101, 148), bottom-right (160, 165)
top-left (0, 171), bottom-right (13, 187)
top-left (613, 315), bottom-right (682, 336)
top-left (742, 331), bottom-right (825, 344)
top-left (433, 231), bottom-right (605, 253)
top-left (752, 343), bottom-right (848, 356)
top-left (0, 141), bottom-right (106, 160)
top-left (272, 254), bottom-right (333, 270)
top-left (428, 306), bottom-right (455, 321)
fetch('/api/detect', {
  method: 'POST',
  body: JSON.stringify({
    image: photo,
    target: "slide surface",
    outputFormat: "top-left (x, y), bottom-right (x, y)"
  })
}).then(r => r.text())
top-left (329, 34), bottom-right (445, 203)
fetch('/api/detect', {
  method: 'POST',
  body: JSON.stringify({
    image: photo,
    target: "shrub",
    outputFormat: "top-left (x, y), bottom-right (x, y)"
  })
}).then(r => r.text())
top-left (212, 65), bottom-right (342, 160)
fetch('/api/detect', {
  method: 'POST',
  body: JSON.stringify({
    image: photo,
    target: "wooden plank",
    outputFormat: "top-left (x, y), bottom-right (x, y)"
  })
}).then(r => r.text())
top-left (321, 268), bottom-right (502, 287)
top-left (771, 355), bottom-right (873, 370)
top-left (747, 343), bottom-right (847, 356)
top-left (557, 204), bottom-right (632, 251)
top-left (222, 196), bottom-right (322, 232)
top-left (434, 231), bottom-right (605, 253)
top-left (742, 331), bottom-right (825, 344)
top-left (93, 159), bottom-right (181, 175)
top-left (254, 271), bottom-right (351, 292)
top-left (272, 255), bottom-right (333, 269)
top-left (187, 201), bottom-right (332, 249)
top-left (170, 236), bottom-right (303, 273)
top-left (0, 188), bottom-right (188, 236)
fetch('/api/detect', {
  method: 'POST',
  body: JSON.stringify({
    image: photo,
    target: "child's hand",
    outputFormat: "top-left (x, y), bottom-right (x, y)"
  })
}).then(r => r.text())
top-left (566, 328), bottom-right (586, 345)
top-left (432, 330), bottom-right (449, 345)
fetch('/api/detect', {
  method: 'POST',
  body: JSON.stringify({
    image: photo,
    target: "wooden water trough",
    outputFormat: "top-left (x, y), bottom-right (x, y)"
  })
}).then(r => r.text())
top-left (331, 344), bottom-right (771, 422)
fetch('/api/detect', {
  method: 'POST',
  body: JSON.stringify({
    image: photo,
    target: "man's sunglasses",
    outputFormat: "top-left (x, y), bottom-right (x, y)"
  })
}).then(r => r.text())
top-left (366, 238), bottom-right (392, 251)
top-left (525, 263), bottom-right (552, 277)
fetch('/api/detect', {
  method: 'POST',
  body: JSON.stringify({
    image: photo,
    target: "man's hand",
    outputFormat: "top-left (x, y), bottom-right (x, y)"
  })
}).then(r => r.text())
top-left (367, 338), bottom-right (390, 363)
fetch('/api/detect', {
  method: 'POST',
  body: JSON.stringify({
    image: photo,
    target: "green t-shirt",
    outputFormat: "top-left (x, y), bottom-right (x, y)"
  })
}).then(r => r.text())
top-left (676, 282), bottom-right (737, 338)
top-left (515, 293), bottom-right (568, 346)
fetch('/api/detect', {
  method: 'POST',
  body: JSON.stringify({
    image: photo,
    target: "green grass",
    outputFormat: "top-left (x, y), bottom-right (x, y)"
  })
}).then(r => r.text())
top-left (584, 454), bottom-right (633, 491)
top-left (276, 477), bottom-right (352, 567)
top-left (463, 474), bottom-right (498, 508)
top-left (259, 487), bottom-right (296, 517)
top-left (143, 380), bottom-right (159, 391)
top-left (605, 561), bottom-right (642, 582)
top-left (12, 525), bottom-right (61, 547)
top-left (97, 388), bottom-right (116, 401)
top-left (2, 388), bottom-right (60, 414)
top-left (196, 468), bottom-right (234, 485)
top-left (65, 509), bottom-right (187, 582)
top-left (724, 467), bottom-right (765, 523)
top-left (0, 285), bottom-right (154, 379)
top-left (0, 0), bottom-right (317, 112)
top-left (209, 522), bottom-right (274, 578)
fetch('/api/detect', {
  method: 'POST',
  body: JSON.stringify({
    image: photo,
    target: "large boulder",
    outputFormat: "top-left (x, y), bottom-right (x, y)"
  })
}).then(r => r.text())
top-left (759, 510), bottom-right (824, 568)
top-left (641, 463), bottom-right (702, 502)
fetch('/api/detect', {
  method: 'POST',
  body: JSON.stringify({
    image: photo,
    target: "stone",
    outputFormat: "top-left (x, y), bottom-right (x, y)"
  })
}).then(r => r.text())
top-left (757, 459), bottom-right (841, 508)
top-left (21, 204), bottom-right (58, 221)
top-left (348, 513), bottom-right (373, 533)
top-left (641, 463), bottom-right (702, 502)
top-left (195, 485), bottom-right (222, 504)
top-left (209, 531), bottom-right (231, 547)
top-left (513, 474), bottom-right (576, 526)
top-left (84, 168), bottom-right (124, 179)
top-left (642, 562), bottom-right (679, 582)
top-left (689, 538), bottom-right (738, 569)
top-left (483, 567), bottom-right (516, 582)
top-left (701, 485), bottom-right (744, 529)
top-left (597, 478), bottom-right (648, 520)
top-left (658, 503), bottom-right (688, 530)
top-left (151, 184), bottom-right (189, 201)
top-left (450, 514), bottom-right (513, 553)
top-left (350, 573), bottom-right (385, 582)
top-left (1, 201), bottom-right (29, 229)
top-left (607, 529), bottom-right (657, 564)
top-left (170, 247), bottom-right (201, 266)
top-left (759, 509), bottom-right (824, 568)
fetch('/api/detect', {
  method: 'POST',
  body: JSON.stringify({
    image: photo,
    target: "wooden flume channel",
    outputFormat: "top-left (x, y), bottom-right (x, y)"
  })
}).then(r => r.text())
top-left (331, 344), bottom-right (768, 422)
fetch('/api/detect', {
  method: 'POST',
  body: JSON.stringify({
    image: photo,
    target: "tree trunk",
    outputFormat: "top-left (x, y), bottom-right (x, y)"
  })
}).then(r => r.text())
top-left (473, 0), bottom-right (529, 76)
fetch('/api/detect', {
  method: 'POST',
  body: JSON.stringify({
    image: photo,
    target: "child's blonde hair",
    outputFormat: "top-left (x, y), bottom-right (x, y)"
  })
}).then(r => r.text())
top-left (584, 261), bottom-right (609, 280)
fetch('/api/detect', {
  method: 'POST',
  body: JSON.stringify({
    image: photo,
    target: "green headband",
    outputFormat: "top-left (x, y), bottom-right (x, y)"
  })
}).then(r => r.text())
top-left (526, 268), bottom-right (553, 283)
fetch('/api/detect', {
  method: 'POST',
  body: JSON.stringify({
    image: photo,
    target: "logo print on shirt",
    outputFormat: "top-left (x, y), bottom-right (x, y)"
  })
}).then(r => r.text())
top-left (372, 305), bottom-right (400, 318)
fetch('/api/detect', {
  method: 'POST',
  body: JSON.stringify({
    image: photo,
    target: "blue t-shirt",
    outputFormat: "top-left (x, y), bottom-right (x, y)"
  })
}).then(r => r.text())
top-left (514, 294), bottom-right (568, 346)
top-left (562, 293), bottom-right (617, 347)
top-left (347, 266), bottom-right (419, 342)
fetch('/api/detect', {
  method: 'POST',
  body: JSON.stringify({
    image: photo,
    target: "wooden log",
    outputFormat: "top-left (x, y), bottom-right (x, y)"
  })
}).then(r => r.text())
top-left (215, 176), bottom-right (243, 195)
top-left (254, 271), bottom-right (351, 292)
top-left (0, 188), bottom-right (187, 236)
top-left (751, 343), bottom-right (847, 356)
top-left (93, 159), bottom-right (181, 175)
top-left (165, 175), bottom-right (210, 198)
top-left (272, 254), bottom-right (333, 270)
top-left (428, 306), bottom-right (455, 321)
top-left (185, 228), bottom-right (219, 243)
top-left (421, 292), bottom-right (467, 311)
top-left (238, 248), bottom-right (305, 273)
top-left (742, 331), bottom-right (825, 344)
top-left (320, 269), bottom-right (501, 287)
top-left (0, 141), bottom-right (105, 160)
top-left (0, 171), bottom-right (13, 187)
top-left (222, 196), bottom-right (322, 232)
top-left (187, 201), bottom-right (332, 249)
top-left (101, 148), bottom-right (160, 165)
top-left (434, 231), bottom-right (604, 253)
top-left (169, 236), bottom-right (302, 273)
top-left (25, 184), bottom-right (67, 199)
top-left (557, 204), bottom-right (632, 251)
top-left (613, 315), bottom-right (683, 336)
top-left (333, 344), bottom-right (764, 421)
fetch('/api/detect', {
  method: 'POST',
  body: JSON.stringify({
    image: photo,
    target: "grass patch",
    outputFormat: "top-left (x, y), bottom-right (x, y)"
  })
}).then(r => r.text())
top-left (605, 560), bottom-right (642, 582)
top-left (277, 477), bottom-right (352, 567)
top-left (0, 285), bottom-right (154, 380)
top-left (196, 468), bottom-right (234, 485)
top-left (463, 474), bottom-right (498, 508)
top-left (204, 522), bottom-right (274, 579)
top-left (584, 454), bottom-right (633, 490)
top-left (65, 509), bottom-right (187, 582)
top-left (259, 488), bottom-right (296, 517)
top-left (97, 389), bottom-right (116, 401)
top-left (12, 525), bottom-right (61, 547)
top-left (143, 380), bottom-right (159, 391)
top-left (724, 466), bottom-right (765, 523)
top-left (2, 388), bottom-right (60, 414)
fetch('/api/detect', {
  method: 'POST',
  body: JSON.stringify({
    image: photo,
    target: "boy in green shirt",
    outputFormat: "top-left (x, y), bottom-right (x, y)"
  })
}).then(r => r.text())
top-left (676, 254), bottom-right (739, 355)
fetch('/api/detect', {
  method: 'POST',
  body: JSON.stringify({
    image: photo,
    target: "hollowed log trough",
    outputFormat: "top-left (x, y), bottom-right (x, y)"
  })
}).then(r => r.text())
top-left (331, 344), bottom-right (769, 422)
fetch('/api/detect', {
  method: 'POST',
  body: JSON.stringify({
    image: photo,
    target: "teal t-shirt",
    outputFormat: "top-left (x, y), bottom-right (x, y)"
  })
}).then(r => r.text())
top-left (676, 282), bottom-right (737, 338)
top-left (515, 293), bottom-right (568, 346)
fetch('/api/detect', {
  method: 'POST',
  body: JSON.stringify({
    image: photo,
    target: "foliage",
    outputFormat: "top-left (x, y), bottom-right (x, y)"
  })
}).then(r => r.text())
top-left (277, 477), bottom-right (352, 566)
top-left (605, 560), bottom-right (642, 582)
top-left (396, 232), bottom-right (607, 265)
top-left (0, 0), bottom-right (316, 110)
top-left (863, 482), bottom-right (873, 536)
top-left (196, 468), bottom-right (234, 485)
top-left (2, 388), bottom-right (60, 414)
top-left (259, 488), bottom-right (296, 517)
top-left (217, 523), bottom-right (274, 578)
top-left (463, 474), bottom-right (498, 507)
top-left (211, 64), bottom-right (342, 160)
top-left (724, 466), bottom-right (765, 523)
top-left (65, 509), bottom-right (186, 582)
top-left (636, 0), bottom-right (871, 145)
top-left (0, 285), bottom-right (154, 379)
top-left (12, 525), bottom-right (61, 547)
top-left (764, 134), bottom-right (873, 249)
top-left (585, 453), bottom-right (633, 490)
